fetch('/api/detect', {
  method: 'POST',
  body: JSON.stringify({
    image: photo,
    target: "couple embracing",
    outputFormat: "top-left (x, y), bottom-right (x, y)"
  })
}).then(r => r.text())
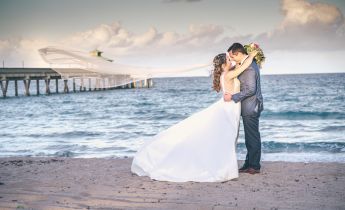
top-left (131, 42), bottom-right (264, 182)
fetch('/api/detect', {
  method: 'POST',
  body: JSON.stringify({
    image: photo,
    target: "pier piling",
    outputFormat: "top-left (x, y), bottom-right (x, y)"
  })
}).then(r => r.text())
top-left (0, 68), bottom-right (153, 98)
top-left (45, 79), bottom-right (50, 95)
top-left (23, 79), bottom-right (31, 96)
top-left (36, 79), bottom-right (40, 95)
top-left (55, 78), bottom-right (58, 93)
top-left (64, 79), bottom-right (69, 93)
top-left (0, 80), bottom-right (9, 97)
top-left (14, 80), bottom-right (18, 96)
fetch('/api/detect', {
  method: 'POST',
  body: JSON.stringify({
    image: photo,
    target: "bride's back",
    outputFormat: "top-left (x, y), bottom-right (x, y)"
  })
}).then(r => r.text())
top-left (221, 73), bottom-right (241, 94)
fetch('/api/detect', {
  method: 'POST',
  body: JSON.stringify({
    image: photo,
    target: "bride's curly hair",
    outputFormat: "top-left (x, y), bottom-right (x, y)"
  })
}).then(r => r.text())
top-left (212, 53), bottom-right (226, 92)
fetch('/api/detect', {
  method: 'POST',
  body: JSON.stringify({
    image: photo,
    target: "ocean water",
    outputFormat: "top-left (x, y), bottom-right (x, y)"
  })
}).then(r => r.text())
top-left (0, 73), bottom-right (344, 162)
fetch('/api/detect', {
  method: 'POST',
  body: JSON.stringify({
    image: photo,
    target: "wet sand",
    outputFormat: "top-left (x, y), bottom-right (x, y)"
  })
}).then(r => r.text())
top-left (0, 157), bottom-right (344, 210)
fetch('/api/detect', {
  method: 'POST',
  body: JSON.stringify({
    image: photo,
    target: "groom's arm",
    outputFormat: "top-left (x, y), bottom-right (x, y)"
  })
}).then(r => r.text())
top-left (232, 68), bottom-right (257, 103)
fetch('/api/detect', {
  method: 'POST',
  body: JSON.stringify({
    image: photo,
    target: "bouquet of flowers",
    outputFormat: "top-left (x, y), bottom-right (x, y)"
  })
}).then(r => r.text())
top-left (244, 43), bottom-right (265, 68)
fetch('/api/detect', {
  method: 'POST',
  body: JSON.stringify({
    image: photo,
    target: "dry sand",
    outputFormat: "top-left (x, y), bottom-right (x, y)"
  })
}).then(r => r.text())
top-left (0, 157), bottom-right (344, 210)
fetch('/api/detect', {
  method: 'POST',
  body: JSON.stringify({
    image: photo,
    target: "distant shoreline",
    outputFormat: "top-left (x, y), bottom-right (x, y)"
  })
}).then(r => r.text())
top-left (152, 72), bottom-right (345, 78)
top-left (0, 157), bottom-right (344, 209)
top-left (1, 67), bottom-right (344, 78)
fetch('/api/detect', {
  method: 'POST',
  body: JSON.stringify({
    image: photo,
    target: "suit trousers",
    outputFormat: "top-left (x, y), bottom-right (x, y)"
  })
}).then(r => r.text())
top-left (242, 114), bottom-right (261, 170)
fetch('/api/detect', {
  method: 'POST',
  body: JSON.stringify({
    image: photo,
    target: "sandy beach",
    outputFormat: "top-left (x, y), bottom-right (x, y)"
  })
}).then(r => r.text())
top-left (0, 157), bottom-right (344, 210)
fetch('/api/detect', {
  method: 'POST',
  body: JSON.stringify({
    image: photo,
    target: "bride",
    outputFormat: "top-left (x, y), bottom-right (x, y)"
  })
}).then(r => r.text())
top-left (131, 51), bottom-right (258, 182)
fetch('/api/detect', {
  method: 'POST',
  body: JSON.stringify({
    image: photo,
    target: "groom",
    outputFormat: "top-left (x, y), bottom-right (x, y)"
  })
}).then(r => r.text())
top-left (224, 42), bottom-right (264, 175)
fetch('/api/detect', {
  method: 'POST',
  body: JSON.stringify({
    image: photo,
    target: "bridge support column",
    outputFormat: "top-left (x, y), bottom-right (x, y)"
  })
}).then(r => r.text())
top-left (36, 79), bottom-right (40, 95)
top-left (73, 78), bottom-right (76, 93)
top-left (80, 77), bottom-right (85, 91)
top-left (23, 79), bottom-right (31, 96)
top-left (45, 79), bottom-right (50, 95)
top-left (148, 78), bottom-right (153, 88)
top-left (102, 78), bottom-right (106, 90)
top-left (64, 79), bottom-right (69, 93)
top-left (0, 80), bottom-right (9, 97)
top-left (14, 80), bottom-right (18, 96)
top-left (55, 78), bottom-right (59, 93)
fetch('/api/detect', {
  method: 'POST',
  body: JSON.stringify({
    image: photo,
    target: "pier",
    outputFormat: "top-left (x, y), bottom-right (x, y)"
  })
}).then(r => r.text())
top-left (0, 68), bottom-right (153, 98)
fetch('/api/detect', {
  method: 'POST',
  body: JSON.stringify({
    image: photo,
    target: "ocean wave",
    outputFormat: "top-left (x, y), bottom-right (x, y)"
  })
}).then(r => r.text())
top-left (262, 111), bottom-right (345, 120)
top-left (136, 101), bottom-right (156, 106)
top-left (44, 144), bottom-right (90, 151)
top-left (93, 146), bottom-right (128, 151)
top-left (25, 131), bottom-right (102, 138)
top-left (237, 141), bottom-right (345, 153)
top-left (53, 150), bottom-right (76, 157)
top-left (320, 125), bottom-right (345, 132)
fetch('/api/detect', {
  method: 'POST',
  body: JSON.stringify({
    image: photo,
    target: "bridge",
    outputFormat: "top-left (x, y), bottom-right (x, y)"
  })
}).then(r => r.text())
top-left (0, 68), bottom-right (153, 97)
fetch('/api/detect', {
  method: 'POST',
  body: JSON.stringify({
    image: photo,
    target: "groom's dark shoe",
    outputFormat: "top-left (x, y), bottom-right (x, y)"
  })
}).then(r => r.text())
top-left (246, 168), bottom-right (260, 175)
top-left (239, 165), bottom-right (249, 173)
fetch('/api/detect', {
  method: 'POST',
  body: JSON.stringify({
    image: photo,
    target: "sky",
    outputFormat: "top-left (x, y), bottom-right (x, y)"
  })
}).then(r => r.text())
top-left (0, 0), bottom-right (344, 76)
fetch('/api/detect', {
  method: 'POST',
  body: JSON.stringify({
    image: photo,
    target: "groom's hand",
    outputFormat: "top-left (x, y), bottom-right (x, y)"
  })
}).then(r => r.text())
top-left (223, 93), bottom-right (232, 102)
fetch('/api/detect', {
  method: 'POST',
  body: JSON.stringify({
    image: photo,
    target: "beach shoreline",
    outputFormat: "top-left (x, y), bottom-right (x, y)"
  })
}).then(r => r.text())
top-left (0, 157), bottom-right (344, 210)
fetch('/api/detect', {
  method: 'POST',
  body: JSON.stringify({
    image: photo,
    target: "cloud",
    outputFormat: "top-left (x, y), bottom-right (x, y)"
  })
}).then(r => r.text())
top-left (0, 21), bottom-right (225, 67)
top-left (189, 24), bottom-right (224, 39)
top-left (0, 37), bottom-right (52, 67)
top-left (281, 0), bottom-right (343, 26)
top-left (66, 22), bottom-right (225, 55)
top-left (62, 22), bottom-right (121, 50)
top-left (0, 40), bottom-right (11, 56)
top-left (132, 27), bottom-right (158, 47)
top-left (254, 0), bottom-right (345, 51)
top-left (158, 31), bottom-right (180, 46)
top-left (0, 0), bottom-right (344, 73)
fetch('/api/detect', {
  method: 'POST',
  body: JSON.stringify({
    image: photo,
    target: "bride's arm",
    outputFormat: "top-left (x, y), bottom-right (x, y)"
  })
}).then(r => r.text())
top-left (225, 51), bottom-right (258, 81)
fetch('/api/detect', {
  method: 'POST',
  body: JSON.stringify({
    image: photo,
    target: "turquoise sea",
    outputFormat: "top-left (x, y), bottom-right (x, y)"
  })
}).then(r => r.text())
top-left (0, 73), bottom-right (344, 162)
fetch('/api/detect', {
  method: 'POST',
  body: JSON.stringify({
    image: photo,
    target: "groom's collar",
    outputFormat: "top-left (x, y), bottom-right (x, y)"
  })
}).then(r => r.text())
top-left (239, 55), bottom-right (249, 66)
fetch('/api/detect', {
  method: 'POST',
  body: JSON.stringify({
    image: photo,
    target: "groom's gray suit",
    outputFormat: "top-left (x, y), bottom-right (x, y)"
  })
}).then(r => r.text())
top-left (232, 60), bottom-right (263, 170)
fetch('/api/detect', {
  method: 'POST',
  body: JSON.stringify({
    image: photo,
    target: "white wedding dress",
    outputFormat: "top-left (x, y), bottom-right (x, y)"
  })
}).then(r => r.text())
top-left (131, 72), bottom-right (241, 182)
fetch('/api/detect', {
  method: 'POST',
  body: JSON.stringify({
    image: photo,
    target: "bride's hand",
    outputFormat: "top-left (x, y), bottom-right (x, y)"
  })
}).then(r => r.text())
top-left (223, 93), bottom-right (232, 102)
top-left (249, 50), bottom-right (258, 58)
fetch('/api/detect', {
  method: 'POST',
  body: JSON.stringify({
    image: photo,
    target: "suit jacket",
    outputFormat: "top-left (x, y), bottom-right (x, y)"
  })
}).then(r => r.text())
top-left (232, 61), bottom-right (264, 117)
